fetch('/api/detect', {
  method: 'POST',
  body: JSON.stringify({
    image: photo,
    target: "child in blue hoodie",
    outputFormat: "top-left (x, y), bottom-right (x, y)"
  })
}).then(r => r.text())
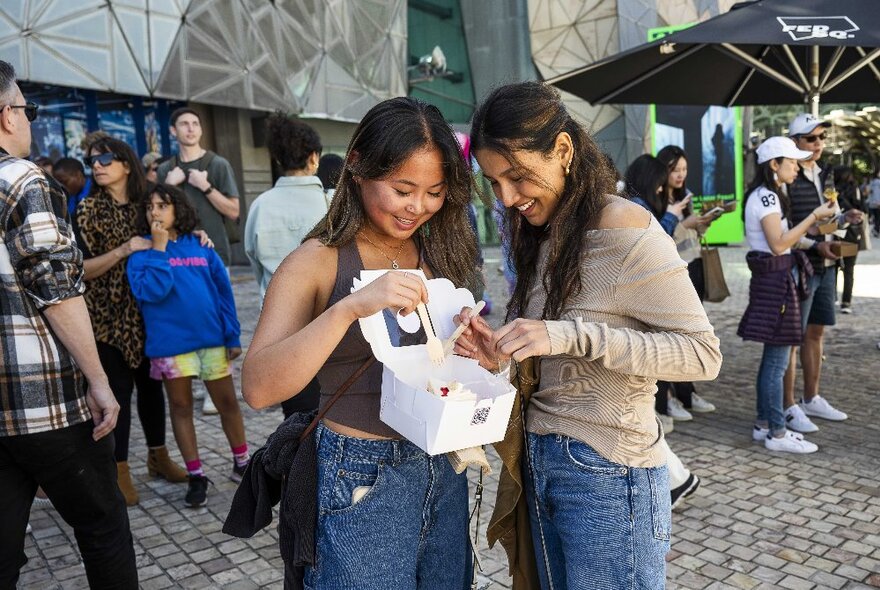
top-left (127, 183), bottom-right (249, 508)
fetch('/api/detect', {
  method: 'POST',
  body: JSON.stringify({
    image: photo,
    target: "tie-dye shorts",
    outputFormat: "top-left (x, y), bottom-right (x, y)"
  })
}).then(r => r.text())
top-left (149, 346), bottom-right (231, 381)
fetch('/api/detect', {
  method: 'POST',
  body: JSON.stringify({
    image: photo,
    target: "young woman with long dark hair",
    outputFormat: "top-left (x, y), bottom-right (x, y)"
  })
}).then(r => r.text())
top-left (737, 137), bottom-right (834, 453)
top-left (74, 137), bottom-right (189, 505)
top-left (457, 82), bottom-right (722, 590)
top-left (653, 145), bottom-right (721, 420)
top-left (241, 97), bottom-right (479, 589)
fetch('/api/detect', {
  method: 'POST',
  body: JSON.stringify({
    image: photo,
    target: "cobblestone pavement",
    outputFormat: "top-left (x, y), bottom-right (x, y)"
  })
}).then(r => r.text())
top-left (22, 244), bottom-right (880, 589)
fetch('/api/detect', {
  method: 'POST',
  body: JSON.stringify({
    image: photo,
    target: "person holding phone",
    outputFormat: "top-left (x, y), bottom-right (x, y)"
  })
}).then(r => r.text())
top-left (738, 137), bottom-right (835, 453)
top-left (655, 146), bottom-right (720, 414)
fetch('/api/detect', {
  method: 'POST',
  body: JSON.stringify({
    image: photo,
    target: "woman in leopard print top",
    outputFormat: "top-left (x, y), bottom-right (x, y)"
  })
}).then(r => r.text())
top-left (74, 137), bottom-right (187, 505)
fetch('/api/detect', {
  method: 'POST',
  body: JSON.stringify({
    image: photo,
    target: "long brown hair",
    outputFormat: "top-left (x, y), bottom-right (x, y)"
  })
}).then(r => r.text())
top-left (470, 82), bottom-right (615, 320)
top-left (305, 97), bottom-right (478, 291)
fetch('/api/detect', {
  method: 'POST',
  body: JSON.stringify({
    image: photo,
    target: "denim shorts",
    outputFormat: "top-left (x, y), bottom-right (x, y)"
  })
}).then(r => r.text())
top-left (524, 433), bottom-right (670, 590)
top-left (304, 423), bottom-right (472, 590)
top-left (801, 267), bottom-right (836, 328)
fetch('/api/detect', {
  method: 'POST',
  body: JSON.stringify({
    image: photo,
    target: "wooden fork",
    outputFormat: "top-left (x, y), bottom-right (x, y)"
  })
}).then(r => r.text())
top-left (416, 303), bottom-right (445, 366)
top-left (443, 300), bottom-right (486, 356)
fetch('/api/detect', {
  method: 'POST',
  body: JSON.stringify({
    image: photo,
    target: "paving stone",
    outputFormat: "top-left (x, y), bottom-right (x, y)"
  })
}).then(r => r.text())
top-left (19, 248), bottom-right (880, 588)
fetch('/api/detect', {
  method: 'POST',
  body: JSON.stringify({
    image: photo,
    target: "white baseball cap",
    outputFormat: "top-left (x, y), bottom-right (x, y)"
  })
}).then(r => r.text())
top-left (756, 136), bottom-right (814, 164)
top-left (787, 113), bottom-right (831, 137)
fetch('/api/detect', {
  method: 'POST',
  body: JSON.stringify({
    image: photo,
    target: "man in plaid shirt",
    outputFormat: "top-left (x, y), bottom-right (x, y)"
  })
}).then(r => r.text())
top-left (0, 61), bottom-right (137, 588)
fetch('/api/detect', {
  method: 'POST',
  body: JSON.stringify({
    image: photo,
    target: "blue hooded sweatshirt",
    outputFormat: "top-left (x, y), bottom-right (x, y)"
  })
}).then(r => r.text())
top-left (126, 234), bottom-right (241, 358)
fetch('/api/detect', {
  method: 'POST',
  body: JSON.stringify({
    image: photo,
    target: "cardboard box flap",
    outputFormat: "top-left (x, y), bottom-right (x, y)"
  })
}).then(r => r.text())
top-left (352, 270), bottom-right (476, 370)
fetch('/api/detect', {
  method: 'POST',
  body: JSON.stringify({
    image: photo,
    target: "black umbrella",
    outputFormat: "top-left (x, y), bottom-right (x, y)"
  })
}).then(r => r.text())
top-left (548, 0), bottom-right (880, 114)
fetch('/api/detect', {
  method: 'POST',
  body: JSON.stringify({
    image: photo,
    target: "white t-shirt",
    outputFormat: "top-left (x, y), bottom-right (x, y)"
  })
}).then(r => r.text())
top-left (745, 185), bottom-right (790, 254)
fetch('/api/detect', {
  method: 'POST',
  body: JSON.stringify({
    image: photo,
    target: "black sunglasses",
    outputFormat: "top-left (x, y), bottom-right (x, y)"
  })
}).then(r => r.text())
top-left (4, 102), bottom-right (39, 122)
top-left (800, 132), bottom-right (826, 143)
top-left (85, 152), bottom-right (120, 168)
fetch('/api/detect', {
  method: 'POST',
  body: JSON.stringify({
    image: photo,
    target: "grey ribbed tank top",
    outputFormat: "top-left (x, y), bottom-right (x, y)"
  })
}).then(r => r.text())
top-left (315, 240), bottom-right (424, 437)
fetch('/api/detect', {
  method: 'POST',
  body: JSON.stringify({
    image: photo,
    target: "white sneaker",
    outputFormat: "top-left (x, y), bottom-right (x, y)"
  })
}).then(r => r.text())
top-left (690, 393), bottom-right (716, 413)
top-left (785, 405), bottom-right (819, 433)
top-left (667, 398), bottom-right (693, 421)
top-left (658, 413), bottom-right (674, 434)
top-left (840, 305), bottom-right (852, 314)
top-left (752, 425), bottom-right (769, 441)
top-left (202, 395), bottom-right (219, 415)
top-left (765, 430), bottom-right (818, 453)
top-left (800, 396), bottom-right (847, 421)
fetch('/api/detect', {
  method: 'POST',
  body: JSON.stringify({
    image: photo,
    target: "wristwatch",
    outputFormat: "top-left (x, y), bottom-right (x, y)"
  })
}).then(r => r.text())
top-left (202, 184), bottom-right (214, 196)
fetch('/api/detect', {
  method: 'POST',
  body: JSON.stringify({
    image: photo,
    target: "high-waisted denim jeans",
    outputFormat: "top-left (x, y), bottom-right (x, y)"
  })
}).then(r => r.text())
top-left (524, 433), bottom-right (670, 590)
top-left (304, 423), bottom-right (472, 590)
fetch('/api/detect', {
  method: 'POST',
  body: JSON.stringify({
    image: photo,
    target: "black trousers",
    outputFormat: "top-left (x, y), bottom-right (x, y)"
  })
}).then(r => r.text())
top-left (280, 377), bottom-right (321, 419)
top-left (837, 253), bottom-right (857, 306)
top-left (0, 421), bottom-right (138, 589)
top-left (655, 258), bottom-right (704, 413)
top-left (97, 342), bottom-right (166, 461)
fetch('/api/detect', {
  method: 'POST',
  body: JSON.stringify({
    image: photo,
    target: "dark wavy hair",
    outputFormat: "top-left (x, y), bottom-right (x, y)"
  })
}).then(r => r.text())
top-left (304, 97), bottom-right (478, 292)
top-left (656, 145), bottom-right (688, 204)
top-left (743, 158), bottom-right (790, 221)
top-left (87, 137), bottom-right (147, 204)
top-left (317, 153), bottom-right (344, 190)
top-left (624, 154), bottom-right (669, 219)
top-left (267, 113), bottom-right (322, 172)
top-left (136, 183), bottom-right (199, 235)
top-left (470, 81), bottom-right (615, 320)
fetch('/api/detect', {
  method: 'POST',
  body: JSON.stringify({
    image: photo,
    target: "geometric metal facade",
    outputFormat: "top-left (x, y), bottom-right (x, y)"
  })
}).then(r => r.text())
top-left (0, 0), bottom-right (407, 120)
top-left (528, 0), bottom-right (625, 161)
top-left (526, 0), bottom-right (737, 166)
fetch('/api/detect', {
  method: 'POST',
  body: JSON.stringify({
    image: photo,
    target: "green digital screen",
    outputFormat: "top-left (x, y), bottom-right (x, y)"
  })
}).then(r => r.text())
top-left (648, 24), bottom-right (745, 245)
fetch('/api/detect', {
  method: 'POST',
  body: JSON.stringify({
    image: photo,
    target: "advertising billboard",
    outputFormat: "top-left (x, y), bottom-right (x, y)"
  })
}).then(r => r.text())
top-left (648, 25), bottom-right (744, 244)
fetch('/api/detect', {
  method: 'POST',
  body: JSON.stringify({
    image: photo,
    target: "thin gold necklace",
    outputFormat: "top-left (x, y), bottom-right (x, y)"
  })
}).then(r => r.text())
top-left (359, 231), bottom-right (407, 269)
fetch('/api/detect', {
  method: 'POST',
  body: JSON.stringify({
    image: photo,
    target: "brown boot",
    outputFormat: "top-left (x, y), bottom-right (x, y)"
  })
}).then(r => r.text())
top-left (147, 446), bottom-right (188, 483)
top-left (116, 461), bottom-right (139, 506)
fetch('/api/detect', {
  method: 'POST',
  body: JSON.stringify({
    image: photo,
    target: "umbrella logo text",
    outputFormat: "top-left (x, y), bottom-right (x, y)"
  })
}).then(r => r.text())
top-left (777, 16), bottom-right (859, 41)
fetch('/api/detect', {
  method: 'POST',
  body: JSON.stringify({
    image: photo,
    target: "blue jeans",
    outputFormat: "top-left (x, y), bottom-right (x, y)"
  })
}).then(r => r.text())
top-left (524, 433), bottom-right (670, 590)
top-left (304, 424), bottom-right (472, 590)
top-left (756, 344), bottom-right (791, 436)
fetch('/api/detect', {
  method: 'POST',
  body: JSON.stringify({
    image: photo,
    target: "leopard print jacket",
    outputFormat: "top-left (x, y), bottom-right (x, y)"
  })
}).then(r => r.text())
top-left (74, 189), bottom-right (145, 369)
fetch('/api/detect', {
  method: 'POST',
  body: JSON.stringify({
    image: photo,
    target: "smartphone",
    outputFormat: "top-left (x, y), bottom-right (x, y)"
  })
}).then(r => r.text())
top-left (705, 207), bottom-right (725, 217)
top-left (723, 200), bottom-right (737, 213)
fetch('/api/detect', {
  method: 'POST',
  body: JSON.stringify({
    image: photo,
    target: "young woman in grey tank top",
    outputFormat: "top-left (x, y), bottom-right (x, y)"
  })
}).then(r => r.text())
top-left (241, 97), bottom-right (480, 589)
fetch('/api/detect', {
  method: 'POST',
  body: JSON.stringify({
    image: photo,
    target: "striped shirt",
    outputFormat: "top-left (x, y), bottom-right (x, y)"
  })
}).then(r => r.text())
top-left (0, 150), bottom-right (90, 437)
top-left (524, 211), bottom-right (722, 468)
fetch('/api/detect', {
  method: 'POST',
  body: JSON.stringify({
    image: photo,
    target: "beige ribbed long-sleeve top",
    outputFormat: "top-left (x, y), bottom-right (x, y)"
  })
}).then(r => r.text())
top-left (524, 215), bottom-right (722, 468)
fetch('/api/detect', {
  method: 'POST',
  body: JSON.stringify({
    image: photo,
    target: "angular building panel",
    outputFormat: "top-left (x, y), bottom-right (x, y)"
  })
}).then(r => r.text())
top-left (527, 0), bottom-right (734, 167)
top-left (0, 0), bottom-right (407, 120)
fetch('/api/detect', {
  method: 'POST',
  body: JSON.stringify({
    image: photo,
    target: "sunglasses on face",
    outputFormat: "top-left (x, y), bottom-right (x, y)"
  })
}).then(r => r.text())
top-left (4, 102), bottom-right (39, 122)
top-left (85, 152), bottom-right (120, 168)
top-left (800, 132), bottom-right (826, 143)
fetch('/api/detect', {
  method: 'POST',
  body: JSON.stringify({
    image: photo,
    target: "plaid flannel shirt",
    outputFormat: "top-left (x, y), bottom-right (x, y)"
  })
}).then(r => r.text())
top-left (0, 150), bottom-right (90, 437)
